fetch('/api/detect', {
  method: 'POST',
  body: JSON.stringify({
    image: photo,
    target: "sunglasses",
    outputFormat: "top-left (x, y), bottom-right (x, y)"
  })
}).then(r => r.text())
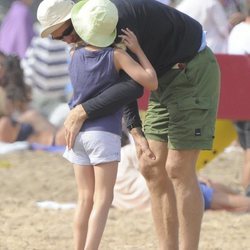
top-left (52, 23), bottom-right (74, 40)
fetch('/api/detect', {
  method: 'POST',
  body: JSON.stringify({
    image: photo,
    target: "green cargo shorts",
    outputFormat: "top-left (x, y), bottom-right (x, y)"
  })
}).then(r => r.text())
top-left (144, 47), bottom-right (220, 150)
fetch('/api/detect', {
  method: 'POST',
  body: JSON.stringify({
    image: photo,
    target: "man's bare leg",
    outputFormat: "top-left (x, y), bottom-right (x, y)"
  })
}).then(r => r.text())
top-left (242, 149), bottom-right (250, 190)
top-left (167, 149), bottom-right (203, 250)
top-left (139, 140), bottom-right (179, 250)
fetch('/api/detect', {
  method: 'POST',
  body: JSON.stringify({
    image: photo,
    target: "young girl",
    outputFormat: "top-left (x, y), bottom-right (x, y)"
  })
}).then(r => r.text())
top-left (62, 0), bottom-right (158, 249)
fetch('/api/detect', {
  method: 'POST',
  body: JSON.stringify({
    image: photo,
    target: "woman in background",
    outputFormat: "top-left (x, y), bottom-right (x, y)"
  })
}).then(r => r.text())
top-left (0, 51), bottom-right (65, 146)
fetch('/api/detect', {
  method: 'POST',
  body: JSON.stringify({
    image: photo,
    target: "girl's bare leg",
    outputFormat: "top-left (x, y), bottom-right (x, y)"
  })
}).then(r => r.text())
top-left (73, 164), bottom-right (94, 250)
top-left (85, 162), bottom-right (118, 250)
top-left (242, 149), bottom-right (250, 190)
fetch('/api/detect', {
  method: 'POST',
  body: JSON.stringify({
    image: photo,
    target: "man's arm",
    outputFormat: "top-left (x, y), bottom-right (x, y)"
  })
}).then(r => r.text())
top-left (64, 79), bottom-right (144, 149)
top-left (83, 79), bottom-right (143, 120)
top-left (122, 99), bottom-right (142, 129)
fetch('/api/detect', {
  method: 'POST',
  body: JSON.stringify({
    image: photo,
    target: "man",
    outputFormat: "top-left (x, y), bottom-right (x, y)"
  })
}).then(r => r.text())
top-left (37, 0), bottom-right (220, 249)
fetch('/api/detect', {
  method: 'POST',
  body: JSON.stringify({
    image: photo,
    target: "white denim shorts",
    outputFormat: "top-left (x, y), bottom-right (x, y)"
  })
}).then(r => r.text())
top-left (63, 131), bottom-right (121, 166)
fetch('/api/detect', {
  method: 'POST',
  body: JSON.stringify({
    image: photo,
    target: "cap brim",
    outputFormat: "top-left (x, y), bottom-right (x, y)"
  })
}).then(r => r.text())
top-left (40, 12), bottom-right (71, 38)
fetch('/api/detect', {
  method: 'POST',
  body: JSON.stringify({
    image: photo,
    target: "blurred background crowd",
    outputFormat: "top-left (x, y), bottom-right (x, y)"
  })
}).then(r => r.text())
top-left (0, 0), bottom-right (248, 143)
top-left (0, 0), bottom-right (247, 23)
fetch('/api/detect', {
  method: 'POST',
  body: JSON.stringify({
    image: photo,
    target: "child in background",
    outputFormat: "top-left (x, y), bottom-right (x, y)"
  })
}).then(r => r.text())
top-left (61, 0), bottom-right (158, 249)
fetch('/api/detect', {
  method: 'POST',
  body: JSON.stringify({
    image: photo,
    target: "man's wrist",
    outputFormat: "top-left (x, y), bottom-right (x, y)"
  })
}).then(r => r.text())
top-left (130, 127), bottom-right (145, 138)
top-left (127, 121), bottom-right (142, 131)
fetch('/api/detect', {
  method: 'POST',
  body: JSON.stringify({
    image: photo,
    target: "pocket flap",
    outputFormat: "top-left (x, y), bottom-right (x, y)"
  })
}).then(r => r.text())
top-left (177, 97), bottom-right (210, 110)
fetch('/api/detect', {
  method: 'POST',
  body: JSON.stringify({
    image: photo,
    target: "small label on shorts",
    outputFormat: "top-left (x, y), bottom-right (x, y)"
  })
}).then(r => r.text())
top-left (195, 128), bottom-right (201, 136)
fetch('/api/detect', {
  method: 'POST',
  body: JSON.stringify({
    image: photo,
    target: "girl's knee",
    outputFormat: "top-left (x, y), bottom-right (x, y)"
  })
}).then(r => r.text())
top-left (78, 192), bottom-right (94, 207)
top-left (94, 192), bottom-right (114, 207)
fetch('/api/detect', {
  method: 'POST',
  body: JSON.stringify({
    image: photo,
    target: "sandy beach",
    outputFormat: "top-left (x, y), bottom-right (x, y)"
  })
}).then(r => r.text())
top-left (1, 148), bottom-right (250, 250)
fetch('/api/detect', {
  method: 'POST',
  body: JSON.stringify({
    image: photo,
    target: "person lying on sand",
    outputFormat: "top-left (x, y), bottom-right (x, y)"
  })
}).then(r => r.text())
top-left (114, 142), bottom-right (250, 213)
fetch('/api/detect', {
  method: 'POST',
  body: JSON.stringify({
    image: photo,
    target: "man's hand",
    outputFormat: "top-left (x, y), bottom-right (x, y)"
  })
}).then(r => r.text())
top-left (130, 127), bottom-right (156, 160)
top-left (64, 104), bottom-right (87, 149)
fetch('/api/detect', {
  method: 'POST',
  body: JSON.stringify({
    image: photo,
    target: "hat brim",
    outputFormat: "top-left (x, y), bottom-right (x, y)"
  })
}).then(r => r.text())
top-left (40, 12), bottom-right (71, 38)
top-left (70, 0), bottom-right (90, 41)
top-left (83, 30), bottom-right (117, 47)
top-left (71, 0), bottom-right (117, 47)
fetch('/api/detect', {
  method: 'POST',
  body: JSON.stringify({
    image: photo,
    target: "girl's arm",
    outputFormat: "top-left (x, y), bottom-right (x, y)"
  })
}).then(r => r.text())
top-left (114, 28), bottom-right (158, 91)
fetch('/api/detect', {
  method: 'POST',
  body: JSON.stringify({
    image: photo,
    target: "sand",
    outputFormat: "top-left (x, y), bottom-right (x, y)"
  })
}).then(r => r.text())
top-left (0, 148), bottom-right (250, 250)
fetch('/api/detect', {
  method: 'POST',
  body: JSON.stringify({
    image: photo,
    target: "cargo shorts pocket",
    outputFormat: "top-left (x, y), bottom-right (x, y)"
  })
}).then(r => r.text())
top-left (176, 96), bottom-right (211, 111)
top-left (168, 96), bottom-right (215, 144)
